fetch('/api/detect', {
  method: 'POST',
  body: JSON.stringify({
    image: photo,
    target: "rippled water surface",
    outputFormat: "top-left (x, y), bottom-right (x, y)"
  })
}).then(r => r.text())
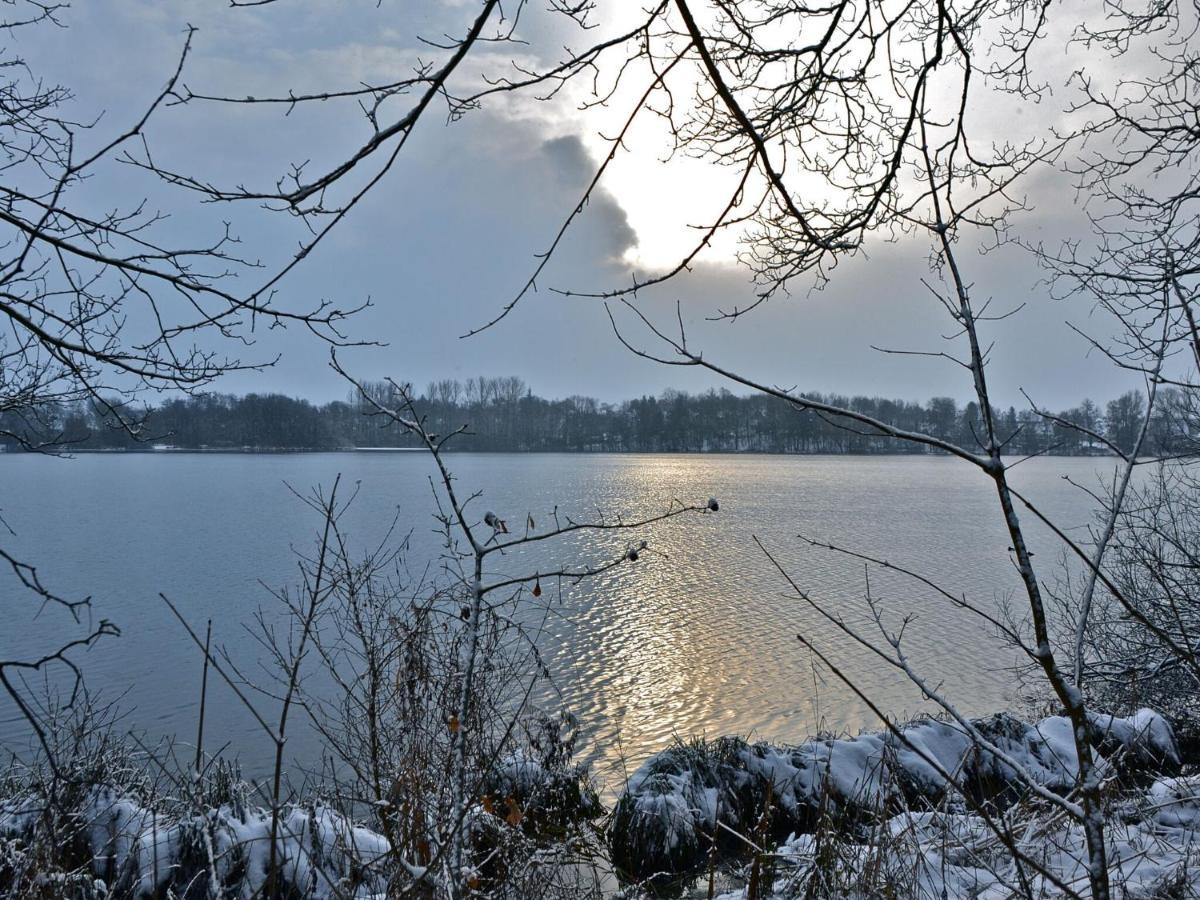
top-left (0, 452), bottom-right (1120, 789)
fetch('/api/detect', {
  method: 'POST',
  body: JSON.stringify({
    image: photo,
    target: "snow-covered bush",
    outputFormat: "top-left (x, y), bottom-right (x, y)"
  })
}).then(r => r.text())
top-left (483, 722), bottom-right (604, 837)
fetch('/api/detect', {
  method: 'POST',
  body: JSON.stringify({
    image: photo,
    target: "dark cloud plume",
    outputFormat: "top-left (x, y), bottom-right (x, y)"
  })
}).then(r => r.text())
top-left (541, 135), bottom-right (638, 261)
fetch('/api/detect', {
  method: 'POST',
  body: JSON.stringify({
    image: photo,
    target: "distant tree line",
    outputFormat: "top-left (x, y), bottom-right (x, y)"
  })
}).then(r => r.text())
top-left (2, 375), bottom-right (1192, 456)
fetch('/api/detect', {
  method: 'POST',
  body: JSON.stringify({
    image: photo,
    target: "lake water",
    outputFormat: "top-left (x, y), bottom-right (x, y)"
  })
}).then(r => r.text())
top-left (0, 452), bottom-right (1122, 792)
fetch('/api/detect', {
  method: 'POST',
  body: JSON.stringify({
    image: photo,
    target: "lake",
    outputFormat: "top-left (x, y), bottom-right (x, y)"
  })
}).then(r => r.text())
top-left (0, 452), bottom-right (1121, 791)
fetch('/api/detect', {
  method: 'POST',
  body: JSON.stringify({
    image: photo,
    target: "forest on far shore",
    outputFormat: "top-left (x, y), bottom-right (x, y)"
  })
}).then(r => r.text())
top-left (5, 376), bottom-right (1190, 456)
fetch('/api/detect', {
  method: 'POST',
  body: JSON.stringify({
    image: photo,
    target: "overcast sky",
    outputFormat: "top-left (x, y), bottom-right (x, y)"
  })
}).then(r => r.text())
top-left (14, 0), bottom-right (1142, 410)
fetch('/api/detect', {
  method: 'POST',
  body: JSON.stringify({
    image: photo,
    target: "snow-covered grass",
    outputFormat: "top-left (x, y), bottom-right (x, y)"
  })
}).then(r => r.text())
top-left (0, 691), bottom-right (606, 900)
top-left (610, 709), bottom-right (1187, 889)
top-left (0, 771), bottom-right (394, 899)
top-left (710, 775), bottom-right (1200, 899)
top-left (0, 752), bottom-right (604, 899)
top-left (3, 707), bottom-right (1195, 898)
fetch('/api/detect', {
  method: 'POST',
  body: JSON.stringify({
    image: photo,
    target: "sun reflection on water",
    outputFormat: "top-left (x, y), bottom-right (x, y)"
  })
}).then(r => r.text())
top-left (505, 453), bottom-right (1092, 792)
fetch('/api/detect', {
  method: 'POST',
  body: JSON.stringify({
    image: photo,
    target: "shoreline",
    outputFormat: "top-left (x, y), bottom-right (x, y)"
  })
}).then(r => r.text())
top-left (0, 445), bottom-right (1123, 458)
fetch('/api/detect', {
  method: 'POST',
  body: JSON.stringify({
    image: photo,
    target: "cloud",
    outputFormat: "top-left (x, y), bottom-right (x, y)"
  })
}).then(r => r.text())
top-left (540, 135), bottom-right (639, 261)
top-left (8, 0), bottom-right (1153, 414)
